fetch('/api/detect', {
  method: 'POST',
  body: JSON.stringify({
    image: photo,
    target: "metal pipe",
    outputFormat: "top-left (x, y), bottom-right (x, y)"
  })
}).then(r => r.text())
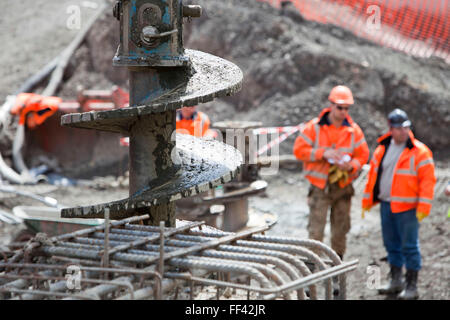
top-left (74, 237), bottom-right (127, 248)
top-left (9, 280), bottom-right (68, 300)
top-left (1, 274), bottom-right (135, 300)
top-left (0, 270), bottom-right (56, 292)
top-left (249, 235), bottom-right (347, 299)
top-left (63, 276), bottom-right (134, 300)
top-left (216, 244), bottom-right (316, 299)
top-left (196, 251), bottom-right (296, 299)
top-left (58, 241), bottom-right (104, 251)
top-left (125, 224), bottom-right (174, 232)
top-left (0, 209), bottom-right (22, 225)
top-left (163, 259), bottom-right (358, 299)
top-left (92, 225), bottom-right (272, 268)
top-left (173, 233), bottom-right (335, 265)
top-left (162, 232), bottom-right (324, 297)
top-left (105, 241), bottom-right (303, 298)
top-left (0, 185), bottom-right (59, 208)
top-left (109, 228), bottom-right (160, 237)
top-left (92, 232), bottom-right (147, 243)
top-left (164, 272), bottom-right (268, 297)
top-left (167, 256), bottom-right (272, 298)
top-left (115, 278), bottom-right (177, 300)
top-left (187, 256), bottom-right (287, 296)
top-left (103, 208), bottom-right (110, 269)
top-left (159, 221), bottom-right (165, 279)
top-left (200, 249), bottom-right (305, 300)
top-left (2, 211), bottom-right (353, 300)
top-left (262, 260), bottom-right (358, 299)
top-left (233, 240), bottom-right (333, 299)
top-left (120, 233), bottom-right (316, 299)
top-left (41, 246), bottom-right (154, 264)
top-left (0, 287), bottom-right (98, 300)
top-left (0, 262), bottom-right (163, 300)
top-left (98, 221), bottom-right (205, 256)
top-left (53, 214), bottom-right (150, 242)
top-left (126, 249), bottom-right (290, 299)
top-left (160, 226), bottom-right (269, 260)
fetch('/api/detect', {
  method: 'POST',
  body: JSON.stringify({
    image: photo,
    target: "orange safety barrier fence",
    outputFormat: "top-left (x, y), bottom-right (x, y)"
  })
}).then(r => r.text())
top-left (258, 0), bottom-right (449, 63)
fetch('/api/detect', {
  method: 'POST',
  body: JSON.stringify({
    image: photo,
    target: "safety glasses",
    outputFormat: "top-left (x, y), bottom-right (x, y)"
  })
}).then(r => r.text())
top-left (336, 105), bottom-right (350, 111)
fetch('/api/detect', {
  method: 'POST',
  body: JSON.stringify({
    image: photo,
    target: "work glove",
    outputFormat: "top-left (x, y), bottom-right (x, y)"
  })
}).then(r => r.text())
top-left (361, 208), bottom-right (370, 219)
top-left (416, 211), bottom-right (427, 222)
top-left (328, 165), bottom-right (349, 184)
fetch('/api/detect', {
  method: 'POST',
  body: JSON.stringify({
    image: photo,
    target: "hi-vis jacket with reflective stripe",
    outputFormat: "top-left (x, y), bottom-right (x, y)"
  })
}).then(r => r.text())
top-left (293, 108), bottom-right (369, 189)
top-left (362, 131), bottom-right (436, 215)
top-left (176, 111), bottom-right (211, 137)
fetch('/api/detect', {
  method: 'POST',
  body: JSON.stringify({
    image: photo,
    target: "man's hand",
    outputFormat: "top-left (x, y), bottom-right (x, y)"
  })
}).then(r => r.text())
top-left (323, 149), bottom-right (342, 163)
top-left (362, 208), bottom-right (369, 219)
top-left (336, 161), bottom-right (353, 171)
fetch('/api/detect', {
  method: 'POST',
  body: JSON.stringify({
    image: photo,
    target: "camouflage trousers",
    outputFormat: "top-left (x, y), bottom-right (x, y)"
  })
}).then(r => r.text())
top-left (307, 182), bottom-right (354, 258)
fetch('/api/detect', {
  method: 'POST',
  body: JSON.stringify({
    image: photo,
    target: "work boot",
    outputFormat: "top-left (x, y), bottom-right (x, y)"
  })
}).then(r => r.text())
top-left (332, 276), bottom-right (340, 297)
top-left (332, 254), bottom-right (344, 297)
top-left (398, 270), bottom-right (419, 300)
top-left (378, 265), bottom-right (404, 295)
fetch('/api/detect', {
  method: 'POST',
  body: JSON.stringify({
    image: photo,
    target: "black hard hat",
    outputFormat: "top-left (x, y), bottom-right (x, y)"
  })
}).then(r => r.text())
top-left (388, 108), bottom-right (411, 128)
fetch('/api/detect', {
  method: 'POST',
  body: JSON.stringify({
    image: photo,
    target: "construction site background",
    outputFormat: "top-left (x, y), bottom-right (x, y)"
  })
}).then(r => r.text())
top-left (0, 0), bottom-right (448, 300)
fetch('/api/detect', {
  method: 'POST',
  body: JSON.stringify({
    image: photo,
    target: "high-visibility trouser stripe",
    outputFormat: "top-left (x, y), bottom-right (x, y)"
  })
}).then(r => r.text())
top-left (304, 170), bottom-right (328, 180)
top-left (391, 197), bottom-right (433, 204)
top-left (416, 158), bottom-right (434, 169)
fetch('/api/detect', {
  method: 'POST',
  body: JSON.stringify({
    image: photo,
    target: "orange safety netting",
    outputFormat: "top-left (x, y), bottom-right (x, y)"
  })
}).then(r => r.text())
top-left (258, 0), bottom-right (449, 63)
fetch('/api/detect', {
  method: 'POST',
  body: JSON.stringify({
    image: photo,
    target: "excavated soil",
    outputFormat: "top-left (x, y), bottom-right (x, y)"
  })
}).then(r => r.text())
top-left (0, 0), bottom-right (449, 300)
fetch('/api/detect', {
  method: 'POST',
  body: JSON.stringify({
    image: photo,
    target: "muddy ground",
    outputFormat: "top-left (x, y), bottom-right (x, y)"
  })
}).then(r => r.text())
top-left (0, 0), bottom-right (449, 300)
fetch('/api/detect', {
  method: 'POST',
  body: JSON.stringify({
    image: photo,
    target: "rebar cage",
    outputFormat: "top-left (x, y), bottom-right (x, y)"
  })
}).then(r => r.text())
top-left (0, 214), bottom-right (357, 300)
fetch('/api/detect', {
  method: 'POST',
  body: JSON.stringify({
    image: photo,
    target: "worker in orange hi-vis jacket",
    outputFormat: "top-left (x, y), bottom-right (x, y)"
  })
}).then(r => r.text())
top-left (176, 105), bottom-right (215, 138)
top-left (362, 108), bottom-right (436, 300)
top-left (293, 85), bottom-right (370, 266)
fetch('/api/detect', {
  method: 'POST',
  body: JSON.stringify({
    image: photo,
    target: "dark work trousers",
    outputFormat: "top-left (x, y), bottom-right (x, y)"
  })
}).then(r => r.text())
top-left (307, 182), bottom-right (354, 257)
top-left (380, 201), bottom-right (421, 271)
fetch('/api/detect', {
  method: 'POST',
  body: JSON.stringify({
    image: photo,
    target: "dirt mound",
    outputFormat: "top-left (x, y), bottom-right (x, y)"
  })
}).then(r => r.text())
top-left (1, 1), bottom-right (448, 159)
top-left (57, 8), bottom-right (128, 100)
top-left (182, 0), bottom-right (449, 158)
top-left (48, 0), bottom-right (450, 158)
